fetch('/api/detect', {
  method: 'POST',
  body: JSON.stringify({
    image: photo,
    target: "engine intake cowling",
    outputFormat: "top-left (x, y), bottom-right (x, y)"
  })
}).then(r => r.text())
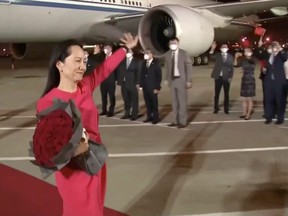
top-left (9, 43), bottom-right (55, 60)
top-left (138, 5), bottom-right (214, 57)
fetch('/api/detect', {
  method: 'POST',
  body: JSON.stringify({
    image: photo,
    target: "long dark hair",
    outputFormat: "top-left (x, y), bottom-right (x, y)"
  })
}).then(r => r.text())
top-left (41, 39), bottom-right (83, 97)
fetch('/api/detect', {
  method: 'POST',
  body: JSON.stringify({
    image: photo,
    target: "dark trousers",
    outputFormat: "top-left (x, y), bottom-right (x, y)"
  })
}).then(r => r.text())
top-left (143, 89), bottom-right (159, 122)
top-left (264, 81), bottom-right (286, 122)
top-left (100, 82), bottom-right (116, 114)
top-left (121, 82), bottom-right (138, 118)
top-left (261, 79), bottom-right (266, 115)
top-left (214, 76), bottom-right (230, 112)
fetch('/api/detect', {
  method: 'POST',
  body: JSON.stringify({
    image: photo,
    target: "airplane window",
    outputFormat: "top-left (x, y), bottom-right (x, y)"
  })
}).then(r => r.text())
top-left (136, 2), bottom-right (138, 6)
top-left (139, 2), bottom-right (142, 6)
top-left (129, 1), bottom-right (131, 4)
top-left (113, 0), bottom-right (115, 2)
top-left (125, 0), bottom-right (127, 4)
top-left (132, 1), bottom-right (134, 5)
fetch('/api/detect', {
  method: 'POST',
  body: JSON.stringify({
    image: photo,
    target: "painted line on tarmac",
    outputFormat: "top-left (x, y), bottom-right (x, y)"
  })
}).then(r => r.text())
top-left (0, 115), bottom-right (36, 119)
top-left (174, 208), bottom-right (287, 216)
top-left (1, 146), bottom-right (288, 161)
top-left (0, 118), bottom-right (284, 130)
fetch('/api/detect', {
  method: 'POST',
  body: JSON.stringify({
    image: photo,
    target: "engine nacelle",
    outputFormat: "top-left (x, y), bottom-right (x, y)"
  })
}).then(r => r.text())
top-left (9, 43), bottom-right (56, 60)
top-left (138, 5), bottom-right (214, 58)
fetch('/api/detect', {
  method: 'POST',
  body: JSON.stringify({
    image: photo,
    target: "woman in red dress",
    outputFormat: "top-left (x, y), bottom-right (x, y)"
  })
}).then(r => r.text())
top-left (36, 33), bottom-right (138, 216)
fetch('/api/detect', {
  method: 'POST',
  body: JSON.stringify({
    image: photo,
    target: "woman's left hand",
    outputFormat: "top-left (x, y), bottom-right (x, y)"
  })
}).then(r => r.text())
top-left (120, 33), bottom-right (139, 49)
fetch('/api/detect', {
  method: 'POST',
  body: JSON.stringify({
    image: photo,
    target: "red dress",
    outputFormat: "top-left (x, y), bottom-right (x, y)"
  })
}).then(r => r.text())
top-left (36, 49), bottom-right (126, 216)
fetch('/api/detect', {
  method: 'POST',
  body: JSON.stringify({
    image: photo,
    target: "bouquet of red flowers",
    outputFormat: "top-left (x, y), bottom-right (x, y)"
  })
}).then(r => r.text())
top-left (29, 99), bottom-right (108, 178)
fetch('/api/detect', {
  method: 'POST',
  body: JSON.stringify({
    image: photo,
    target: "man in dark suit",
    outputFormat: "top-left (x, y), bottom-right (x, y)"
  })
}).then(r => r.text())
top-left (99, 44), bottom-right (118, 117)
top-left (255, 40), bottom-right (287, 124)
top-left (165, 37), bottom-right (192, 128)
top-left (85, 44), bottom-right (105, 75)
top-left (209, 42), bottom-right (234, 114)
top-left (140, 49), bottom-right (162, 124)
top-left (117, 49), bottom-right (141, 120)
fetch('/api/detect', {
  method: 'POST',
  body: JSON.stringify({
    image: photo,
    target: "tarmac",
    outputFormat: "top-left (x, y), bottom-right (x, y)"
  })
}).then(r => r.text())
top-left (0, 58), bottom-right (287, 216)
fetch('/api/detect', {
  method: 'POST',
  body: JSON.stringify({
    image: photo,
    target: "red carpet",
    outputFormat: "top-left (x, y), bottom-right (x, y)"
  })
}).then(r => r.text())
top-left (0, 164), bottom-right (128, 216)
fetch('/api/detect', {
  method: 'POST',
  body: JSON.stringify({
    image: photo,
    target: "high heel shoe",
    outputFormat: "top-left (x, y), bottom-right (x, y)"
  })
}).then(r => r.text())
top-left (244, 116), bottom-right (250, 120)
top-left (239, 115), bottom-right (246, 119)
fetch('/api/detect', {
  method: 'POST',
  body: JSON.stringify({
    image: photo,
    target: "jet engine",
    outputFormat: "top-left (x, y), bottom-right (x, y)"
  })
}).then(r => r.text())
top-left (138, 5), bottom-right (215, 58)
top-left (9, 43), bottom-right (56, 60)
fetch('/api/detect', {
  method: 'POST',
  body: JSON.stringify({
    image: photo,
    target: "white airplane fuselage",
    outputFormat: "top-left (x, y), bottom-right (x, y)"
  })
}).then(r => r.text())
top-left (0, 1), bottom-right (142, 42)
top-left (0, 0), bottom-right (219, 43)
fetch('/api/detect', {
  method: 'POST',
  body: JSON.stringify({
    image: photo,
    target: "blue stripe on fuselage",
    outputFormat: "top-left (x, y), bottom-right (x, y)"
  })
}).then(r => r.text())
top-left (0, 0), bottom-right (147, 13)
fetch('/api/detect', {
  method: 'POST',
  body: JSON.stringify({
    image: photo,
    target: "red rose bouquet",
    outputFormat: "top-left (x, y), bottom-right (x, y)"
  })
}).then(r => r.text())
top-left (29, 99), bottom-right (108, 179)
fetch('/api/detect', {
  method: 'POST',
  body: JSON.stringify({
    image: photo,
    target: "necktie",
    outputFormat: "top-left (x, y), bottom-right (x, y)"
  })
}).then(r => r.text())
top-left (126, 58), bottom-right (131, 69)
top-left (146, 61), bottom-right (150, 68)
top-left (222, 53), bottom-right (226, 61)
top-left (269, 54), bottom-right (275, 65)
top-left (171, 52), bottom-right (175, 78)
top-left (271, 54), bottom-right (276, 80)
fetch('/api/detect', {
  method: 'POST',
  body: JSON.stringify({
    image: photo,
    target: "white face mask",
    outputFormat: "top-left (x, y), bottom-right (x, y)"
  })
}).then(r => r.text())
top-left (169, 44), bottom-right (178, 51)
top-left (272, 47), bottom-right (278, 54)
top-left (267, 48), bottom-right (272, 54)
top-left (221, 48), bottom-right (228, 53)
top-left (104, 49), bottom-right (109, 55)
top-left (144, 54), bottom-right (149, 60)
top-left (244, 52), bottom-right (252, 57)
top-left (126, 53), bottom-right (132, 58)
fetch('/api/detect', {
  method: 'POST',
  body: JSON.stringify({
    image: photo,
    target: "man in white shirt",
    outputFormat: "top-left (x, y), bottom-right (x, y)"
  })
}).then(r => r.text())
top-left (209, 42), bottom-right (234, 114)
top-left (164, 37), bottom-right (192, 128)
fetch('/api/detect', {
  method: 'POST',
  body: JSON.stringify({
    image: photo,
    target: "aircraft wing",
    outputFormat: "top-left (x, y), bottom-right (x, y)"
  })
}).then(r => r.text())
top-left (104, 0), bottom-right (288, 29)
top-left (198, 0), bottom-right (288, 18)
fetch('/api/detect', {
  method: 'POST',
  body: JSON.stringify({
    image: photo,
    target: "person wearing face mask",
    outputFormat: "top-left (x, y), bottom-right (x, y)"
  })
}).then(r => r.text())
top-left (234, 48), bottom-right (256, 120)
top-left (164, 37), bottom-right (192, 128)
top-left (99, 44), bottom-right (119, 117)
top-left (255, 39), bottom-right (288, 124)
top-left (117, 49), bottom-right (141, 120)
top-left (140, 49), bottom-right (162, 124)
top-left (258, 45), bottom-right (272, 118)
top-left (209, 41), bottom-right (234, 114)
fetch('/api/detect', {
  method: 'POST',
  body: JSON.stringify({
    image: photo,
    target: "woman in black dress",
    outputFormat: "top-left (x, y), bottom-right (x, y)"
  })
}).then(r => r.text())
top-left (234, 48), bottom-right (256, 120)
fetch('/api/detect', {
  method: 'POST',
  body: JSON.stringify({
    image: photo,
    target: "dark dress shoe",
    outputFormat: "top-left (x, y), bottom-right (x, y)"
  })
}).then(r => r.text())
top-left (152, 120), bottom-right (159, 124)
top-left (224, 111), bottom-right (229, 114)
top-left (99, 111), bottom-right (107, 116)
top-left (106, 112), bottom-right (114, 117)
top-left (244, 116), bottom-right (250, 120)
top-left (130, 115), bottom-right (139, 121)
top-left (121, 115), bottom-right (130, 119)
top-left (167, 123), bottom-right (177, 127)
top-left (275, 120), bottom-right (284, 125)
top-left (264, 120), bottom-right (272, 124)
top-left (177, 124), bottom-right (187, 129)
top-left (213, 109), bottom-right (219, 114)
top-left (143, 119), bottom-right (152, 123)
